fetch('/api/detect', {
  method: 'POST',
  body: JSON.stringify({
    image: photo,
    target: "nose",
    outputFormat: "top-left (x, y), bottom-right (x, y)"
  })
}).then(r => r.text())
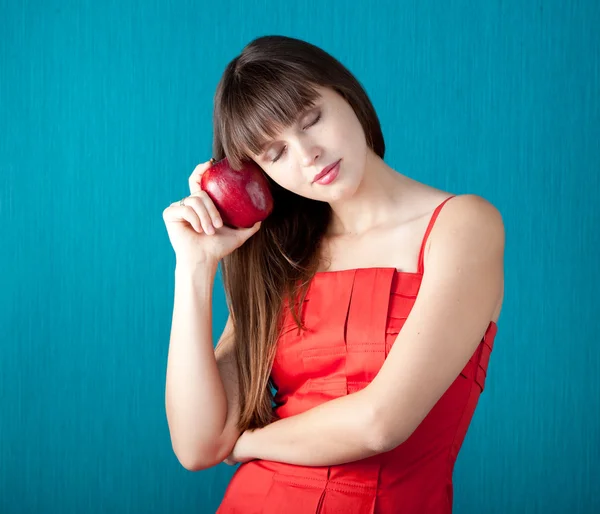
top-left (298, 140), bottom-right (322, 167)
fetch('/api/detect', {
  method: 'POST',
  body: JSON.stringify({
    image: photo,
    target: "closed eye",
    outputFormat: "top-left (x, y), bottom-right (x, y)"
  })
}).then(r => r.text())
top-left (271, 112), bottom-right (322, 163)
top-left (304, 112), bottom-right (321, 130)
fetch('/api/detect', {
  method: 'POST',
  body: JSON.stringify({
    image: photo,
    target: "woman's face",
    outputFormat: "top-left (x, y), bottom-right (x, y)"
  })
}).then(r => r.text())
top-left (250, 86), bottom-right (369, 203)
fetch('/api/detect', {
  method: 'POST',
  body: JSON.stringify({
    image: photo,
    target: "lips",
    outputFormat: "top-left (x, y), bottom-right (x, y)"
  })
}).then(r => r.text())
top-left (313, 159), bottom-right (341, 183)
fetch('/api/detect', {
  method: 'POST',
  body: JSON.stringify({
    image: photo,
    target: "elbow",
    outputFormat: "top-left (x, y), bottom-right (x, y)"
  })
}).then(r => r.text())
top-left (361, 387), bottom-right (412, 453)
top-left (366, 424), bottom-right (407, 454)
top-left (365, 427), bottom-right (393, 455)
top-left (177, 454), bottom-right (212, 472)
top-left (364, 410), bottom-right (409, 454)
top-left (173, 441), bottom-right (227, 472)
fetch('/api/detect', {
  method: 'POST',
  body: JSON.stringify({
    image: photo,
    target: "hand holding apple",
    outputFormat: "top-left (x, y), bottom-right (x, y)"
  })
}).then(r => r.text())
top-left (200, 157), bottom-right (274, 229)
top-left (162, 159), bottom-right (265, 268)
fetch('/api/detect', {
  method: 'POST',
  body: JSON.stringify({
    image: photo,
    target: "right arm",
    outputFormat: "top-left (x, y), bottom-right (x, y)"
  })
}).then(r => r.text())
top-left (165, 260), bottom-right (242, 471)
top-left (162, 158), bottom-right (261, 471)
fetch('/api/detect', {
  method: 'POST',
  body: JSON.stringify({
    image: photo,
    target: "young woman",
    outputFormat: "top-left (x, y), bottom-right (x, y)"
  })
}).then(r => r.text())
top-left (162, 35), bottom-right (504, 513)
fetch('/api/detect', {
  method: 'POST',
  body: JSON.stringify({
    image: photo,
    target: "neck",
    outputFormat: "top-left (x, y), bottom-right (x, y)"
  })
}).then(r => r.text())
top-left (326, 151), bottom-right (414, 238)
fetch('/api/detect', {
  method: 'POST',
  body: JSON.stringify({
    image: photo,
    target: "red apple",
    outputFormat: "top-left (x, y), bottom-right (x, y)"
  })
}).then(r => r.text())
top-left (199, 157), bottom-right (274, 229)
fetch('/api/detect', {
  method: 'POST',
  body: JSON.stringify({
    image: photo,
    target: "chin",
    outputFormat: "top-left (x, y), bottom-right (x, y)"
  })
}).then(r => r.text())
top-left (334, 170), bottom-right (363, 197)
top-left (330, 186), bottom-right (356, 202)
top-left (323, 180), bottom-right (361, 202)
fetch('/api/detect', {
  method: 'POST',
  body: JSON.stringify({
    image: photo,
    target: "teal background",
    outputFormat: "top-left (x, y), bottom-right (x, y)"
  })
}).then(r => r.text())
top-left (2, 0), bottom-right (599, 512)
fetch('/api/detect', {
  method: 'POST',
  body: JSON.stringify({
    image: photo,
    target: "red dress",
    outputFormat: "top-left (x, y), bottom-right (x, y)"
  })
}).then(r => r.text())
top-left (216, 196), bottom-right (498, 513)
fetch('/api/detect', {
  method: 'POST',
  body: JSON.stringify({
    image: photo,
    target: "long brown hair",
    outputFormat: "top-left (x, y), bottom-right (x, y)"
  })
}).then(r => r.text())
top-left (212, 35), bottom-right (385, 431)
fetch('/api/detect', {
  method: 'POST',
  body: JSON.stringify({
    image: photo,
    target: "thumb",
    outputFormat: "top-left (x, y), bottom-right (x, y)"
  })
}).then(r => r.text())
top-left (235, 220), bottom-right (262, 241)
top-left (241, 220), bottom-right (262, 235)
top-left (250, 220), bottom-right (263, 234)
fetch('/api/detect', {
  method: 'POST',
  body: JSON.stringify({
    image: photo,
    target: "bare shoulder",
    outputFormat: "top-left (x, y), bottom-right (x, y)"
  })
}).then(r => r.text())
top-left (420, 193), bottom-right (504, 258)
top-left (391, 177), bottom-right (504, 253)
top-left (446, 193), bottom-right (502, 214)
top-left (424, 193), bottom-right (505, 319)
top-left (433, 193), bottom-right (504, 239)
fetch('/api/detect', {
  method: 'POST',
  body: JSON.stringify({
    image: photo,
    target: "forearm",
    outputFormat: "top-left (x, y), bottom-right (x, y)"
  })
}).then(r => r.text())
top-left (165, 261), bottom-right (227, 465)
top-left (243, 390), bottom-right (381, 466)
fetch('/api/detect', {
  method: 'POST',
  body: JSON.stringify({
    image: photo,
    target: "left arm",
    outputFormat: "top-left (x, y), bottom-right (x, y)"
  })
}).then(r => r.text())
top-left (229, 388), bottom-right (379, 466)
top-left (229, 195), bottom-right (505, 466)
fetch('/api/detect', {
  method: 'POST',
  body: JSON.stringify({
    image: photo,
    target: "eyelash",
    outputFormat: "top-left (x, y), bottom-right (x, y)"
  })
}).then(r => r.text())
top-left (271, 113), bottom-right (321, 163)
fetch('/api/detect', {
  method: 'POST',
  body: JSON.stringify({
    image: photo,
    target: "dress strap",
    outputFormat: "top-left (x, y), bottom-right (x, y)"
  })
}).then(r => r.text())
top-left (417, 195), bottom-right (457, 274)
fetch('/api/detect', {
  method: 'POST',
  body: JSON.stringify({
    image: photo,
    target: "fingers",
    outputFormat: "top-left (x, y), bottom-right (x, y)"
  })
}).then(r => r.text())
top-left (164, 159), bottom-right (223, 236)
top-left (164, 202), bottom-right (202, 233)
top-left (178, 191), bottom-right (223, 235)
top-left (165, 191), bottom-right (261, 241)
top-left (188, 158), bottom-right (216, 195)
top-left (196, 191), bottom-right (223, 230)
top-left (186, 191), bottom-right (223, 234)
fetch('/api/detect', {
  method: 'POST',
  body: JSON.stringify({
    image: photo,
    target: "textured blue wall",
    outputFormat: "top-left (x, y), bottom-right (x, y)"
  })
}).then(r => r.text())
top-left (1, 0), bottom-right (598, 512)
